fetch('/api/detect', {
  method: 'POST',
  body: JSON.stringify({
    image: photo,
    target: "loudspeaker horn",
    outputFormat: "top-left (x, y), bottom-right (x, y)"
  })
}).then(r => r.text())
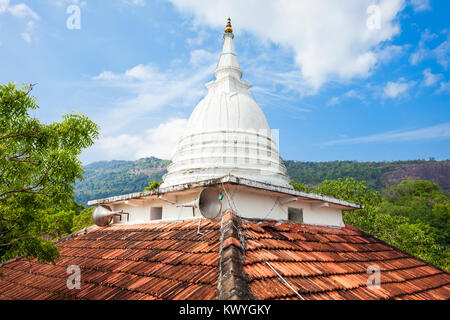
top-left (92, 206), bottom-right (123, 227)
top-left (177, 187), bottom-right (223, 220)
top-left (198, 187), bottom-right (222, 219)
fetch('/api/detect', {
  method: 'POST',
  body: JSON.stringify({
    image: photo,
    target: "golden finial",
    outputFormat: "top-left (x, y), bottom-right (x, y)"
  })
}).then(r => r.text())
top-left (225, 17), bottom-right (233, 33)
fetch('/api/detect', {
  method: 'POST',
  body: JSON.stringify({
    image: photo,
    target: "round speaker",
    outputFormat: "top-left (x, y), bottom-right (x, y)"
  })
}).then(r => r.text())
top-left (92, 206), bottom-right (115, 227)
top-left (198, 187), bottom-right (222, 219)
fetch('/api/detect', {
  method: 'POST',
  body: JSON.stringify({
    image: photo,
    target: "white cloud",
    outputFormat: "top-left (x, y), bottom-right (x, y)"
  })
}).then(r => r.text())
top-left (0, 0), bottom-right (9, 13)
top-left (89, 46), bottom-right (219, 161)
top-left (52, 0), bottom-right (87, 8)
top-left (124, 64), bottom-right (157, 81)
top-left (169, 0), bottom-right (405, 92)
top-left (327, 97), bottom-right (340, 107)
top-left (189, 49), bottom-right (218, 66)
top-left (409, 29), bottom-right (437, 65)
top-left (20, 32), bottom-right (31, 43)
top-left (409, 50), bottom-right (424, 66)
top-left (187, 28), bottom-right (210, 46)
top-left (376, 44), bottom-right (408, 64)
top-left (250, 67), bottom-right (308, 96)
top-left (91, 51), bottom-right (216, 134)
top-left (18, 19), bottom-right (36, 43)
top-left (383, 78), bottom-right (415, 98)
top-left (324, 122), bottom-right (450, 146)
top-left (122, 0), bottom-right (146, 6)
top-left (327, 90), bottom-right (364, 106)
top-left (410, 0), bottom-right (431, 12)
top-left (410, 29), bottom-right (450, 69)
top-left (345, 90), bottom-right (364, 99)
top-left (26, 20), bottom-right (35, 30)
top-left (434, 34), bottom-right (450, 70)
top-left (0, 1), bottom-right (39, 42)
top-left (7, 3), bottom-right (40, 20)
top-left (97, 118), bottom-right (188, 160)
top-left (92, 71), bottom-right (121, 81)
top-left (422, 68), bottom-right (442, 87)
top-left (436, 81), bottom-right (450, 94)
top-left (94, 64), bottom-right (164, 82)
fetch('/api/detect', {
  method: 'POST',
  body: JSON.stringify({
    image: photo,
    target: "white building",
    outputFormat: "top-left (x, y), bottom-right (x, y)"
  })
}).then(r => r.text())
top-left (88, 19), bottom-right (362, 228)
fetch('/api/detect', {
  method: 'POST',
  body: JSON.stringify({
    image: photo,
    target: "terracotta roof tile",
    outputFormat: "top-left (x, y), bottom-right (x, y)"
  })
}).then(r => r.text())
top-left (241, 221), bottom-right (450, 300)
top-left (0, 221), bottom-right (221, 300)
top-left (0, 216), bottom-right (448, 300)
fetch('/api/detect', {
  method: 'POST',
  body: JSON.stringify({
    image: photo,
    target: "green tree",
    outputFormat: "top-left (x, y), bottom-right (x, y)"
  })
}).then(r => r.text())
top-left (379, 180), bottom-right (449, 268)
top-left (290, 181), bottom-right (313, 193)
top-left (72, 207), bottom-right (95, 233)
top-left (312, 178), bottom-right (449, 269)
top-left (0, 83), bottom-right (99, 264)
top-left (144, 181), bottom-right (161, 192)
top-left (315, 177), bottom-right (381, 206)
top-left (40, 200), bottom-right (84, 239)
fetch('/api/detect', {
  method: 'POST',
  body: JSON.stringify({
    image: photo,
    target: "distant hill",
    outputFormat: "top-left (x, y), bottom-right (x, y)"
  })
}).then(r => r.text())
top-left (74, 157), bottom-right (170, 205)
top-left (74, 158), bottom-right (450, 205)
top-left (284, 159), bottom-right (450, 191)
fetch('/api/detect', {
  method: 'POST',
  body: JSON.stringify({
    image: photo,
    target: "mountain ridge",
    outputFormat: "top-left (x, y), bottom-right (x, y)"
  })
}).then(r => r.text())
top-left (75, 157), bottom-right (450, 205)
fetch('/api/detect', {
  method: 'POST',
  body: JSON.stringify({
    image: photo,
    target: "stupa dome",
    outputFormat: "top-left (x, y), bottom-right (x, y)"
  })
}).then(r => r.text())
top-left (161, 19), bottom-right (291, 189)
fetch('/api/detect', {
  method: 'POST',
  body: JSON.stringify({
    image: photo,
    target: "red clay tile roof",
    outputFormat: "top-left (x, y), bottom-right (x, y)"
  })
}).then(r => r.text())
top-left (241, 221), bottom-right (450, 300)
top-left (0, 212), bottom-right (449, 300)
top-left (0, 220), bottom-right (221, 300)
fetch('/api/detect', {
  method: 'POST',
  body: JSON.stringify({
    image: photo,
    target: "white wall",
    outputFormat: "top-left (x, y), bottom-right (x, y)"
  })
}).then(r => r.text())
top-left (287, 201), bottom-right (345, 227)
top-left (105, 185), bottom-right (344, 227)
top-left (220, 185), bottom-right (287, 220)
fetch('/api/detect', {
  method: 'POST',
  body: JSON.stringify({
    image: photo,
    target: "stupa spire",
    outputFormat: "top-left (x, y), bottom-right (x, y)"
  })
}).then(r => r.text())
top-left (214, 17), bottom-right (242, 80)
top-left (225, 17), bottom-right (233, 33)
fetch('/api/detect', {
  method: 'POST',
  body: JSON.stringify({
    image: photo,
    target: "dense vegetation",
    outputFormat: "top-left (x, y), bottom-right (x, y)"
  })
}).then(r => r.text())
top-left (292, 179), bottom-right (450, 270)
top-left (285, 159), bottom-right (449, 191)
top-left (74, 157), bottom-right (169, 205)
top-left (144, 181), bottom-right (162, 191)
top-left (75, 157), bottom-right (450, 205)
top-left (0, 83), bottom-right (98, 264)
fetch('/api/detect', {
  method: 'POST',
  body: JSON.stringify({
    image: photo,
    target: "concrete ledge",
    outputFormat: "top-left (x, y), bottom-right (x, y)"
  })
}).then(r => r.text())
top-left (88, 174), bottom-right (363, 210)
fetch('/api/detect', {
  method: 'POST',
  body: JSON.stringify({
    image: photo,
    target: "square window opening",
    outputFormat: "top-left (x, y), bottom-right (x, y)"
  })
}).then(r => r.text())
top-left (288, 207), bottom-right (303, 223)
top-left (150, 207), bottom-right (163, 221)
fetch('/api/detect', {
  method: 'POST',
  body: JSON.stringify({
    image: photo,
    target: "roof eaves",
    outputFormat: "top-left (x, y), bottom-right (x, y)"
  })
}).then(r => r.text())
top-left (87, 175), bottom-right (363, 210)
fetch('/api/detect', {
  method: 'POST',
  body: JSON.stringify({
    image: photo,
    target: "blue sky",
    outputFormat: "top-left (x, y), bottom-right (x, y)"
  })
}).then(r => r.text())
top-left (1, 0), bottom-right (449, 164)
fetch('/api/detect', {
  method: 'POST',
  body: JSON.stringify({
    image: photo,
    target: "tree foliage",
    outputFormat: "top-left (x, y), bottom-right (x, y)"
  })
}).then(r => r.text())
top-left (40, 200), bottom-right (84, 239)
top-left (285, 159), bottom-right (449, 191)
top-left (71, 207), bottom-right (95, 233)
top-left (291, 178), bottom-right (449, 269)
top-left (144, 181), bottom-right (161, 192)
top-left (0, 83), bottom-right (99, 264)
top-left (75, 157), bottom-right (169, 205)
top-left (289, 182), bottom-right (313, 193)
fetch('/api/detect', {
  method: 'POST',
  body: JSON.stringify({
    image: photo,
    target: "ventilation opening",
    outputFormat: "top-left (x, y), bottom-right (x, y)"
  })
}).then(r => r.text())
top-left (150, 207), bottom-right (163, 221)
top-left (288, 207), bottom-right (303, 223)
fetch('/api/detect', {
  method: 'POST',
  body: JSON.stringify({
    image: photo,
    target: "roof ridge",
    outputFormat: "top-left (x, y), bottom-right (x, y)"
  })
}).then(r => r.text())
top-left (216, 210), bottom-right (255, 300)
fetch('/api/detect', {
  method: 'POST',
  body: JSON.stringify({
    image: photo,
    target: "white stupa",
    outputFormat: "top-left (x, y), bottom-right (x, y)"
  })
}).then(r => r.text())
top-left (161, 18), bottom-right (291, 189)
top-left (88, 19), bottom-right (362, 227)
